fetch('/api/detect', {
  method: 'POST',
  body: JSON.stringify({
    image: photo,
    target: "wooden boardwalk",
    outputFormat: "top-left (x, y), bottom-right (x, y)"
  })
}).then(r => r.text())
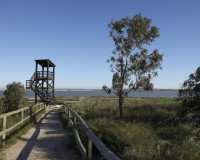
top-left (3, 108), bottom-right (81, 160)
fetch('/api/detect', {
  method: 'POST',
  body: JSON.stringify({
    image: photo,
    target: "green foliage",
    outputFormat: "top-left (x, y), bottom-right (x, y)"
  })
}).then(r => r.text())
top-left (179, 66), bottom-right (200, 114)
top-left (179, 66), bottom-right (200, 100)
top-left (69, 97), bottom-right (200, 160)
top-left (0, 98), bottom-right (3, 114)
top-left (3, 82), bottom-right (25, 112)
top-left (103, 14), bottom-right (163, 118)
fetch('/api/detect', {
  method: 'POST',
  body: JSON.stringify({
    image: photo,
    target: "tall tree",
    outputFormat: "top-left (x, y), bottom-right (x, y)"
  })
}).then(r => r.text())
top-left (103, 14), bottom-right (163, 118)
top-left (3, 82), bottom-right (25, 112)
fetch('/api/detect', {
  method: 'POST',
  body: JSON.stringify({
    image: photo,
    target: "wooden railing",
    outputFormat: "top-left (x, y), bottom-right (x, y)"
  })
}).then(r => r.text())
top-left (62, 103), bottom-right (120, 160)
top-left (0, 103), bottom-right (45, 141)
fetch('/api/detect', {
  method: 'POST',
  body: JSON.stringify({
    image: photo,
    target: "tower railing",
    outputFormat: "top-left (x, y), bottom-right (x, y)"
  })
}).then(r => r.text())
top-left (26, 80), bottom-right (32, 89)
top-left (35, 71), bottom-right (54, 79)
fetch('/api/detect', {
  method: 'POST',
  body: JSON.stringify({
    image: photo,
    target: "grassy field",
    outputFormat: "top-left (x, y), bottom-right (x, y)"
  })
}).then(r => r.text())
top-left (61, 97), bottom-right (200, 160)
top-left (56, 96), bottom-right (80, 105)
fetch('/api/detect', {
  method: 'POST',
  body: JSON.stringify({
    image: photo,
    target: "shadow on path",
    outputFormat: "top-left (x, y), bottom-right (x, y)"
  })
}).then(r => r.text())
top-left (16, 109), bottom-right (54, 160)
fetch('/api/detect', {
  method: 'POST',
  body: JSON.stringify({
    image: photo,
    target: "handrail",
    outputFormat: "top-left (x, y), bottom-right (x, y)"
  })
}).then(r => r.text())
top-left (35, 71), bottom-right (53, 79)
top-left (0, 103), bottom-right (45, 141)
top-left (62, 103), bottom-right (120, 160)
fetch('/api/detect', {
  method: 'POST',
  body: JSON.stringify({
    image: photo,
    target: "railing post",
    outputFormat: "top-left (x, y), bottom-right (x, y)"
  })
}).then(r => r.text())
top-left (68, 108), bottom-right (70, 124)
top-left (73, 116), bottom-right (76, 127)
top-left (87, 137), bottom-right (92, 160)
top-left (2, 116), bottom-right (6, 140)
top-left (30, 106), bottom-right (32, 117)
top-left (65, 105), bottom-right (67, 113)
top-left (21, 109), bottom-right (24, 125)
top-left (62, 105), bottom-right (64, 112)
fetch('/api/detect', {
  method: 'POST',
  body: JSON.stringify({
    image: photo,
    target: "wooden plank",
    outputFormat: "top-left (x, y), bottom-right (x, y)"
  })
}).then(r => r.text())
top-left (3, 121), bottom-right (22, 135)
top-left (73, 128), bottom-right (87, 160)
top-left (0, 103), bottom-right (43, 118)
top-left (0, 104), bottom-right (44, 138)
top-left (0, 107), bottom-right (27, 118)
top-left (64, 104), bottom-right (120, 160)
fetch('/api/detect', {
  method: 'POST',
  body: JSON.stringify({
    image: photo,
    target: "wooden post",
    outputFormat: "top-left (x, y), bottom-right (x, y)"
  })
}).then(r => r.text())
top-left (65, 106), bottom-right (67, 113)
top-left (30, 106), bottom-right (32, 117)
top-left (62, 105), bottom-right (64, 112)
top-left (64, 105), bottom-right (66, 113)
top-left (35, 62), bottom-right (38, 104)
top-left (73, 116), bottom-right (76, 127)
top-left (42, 66), bottom-right (44, 99)
top-left (21, 110), bottom-right (24, 125)
top-left (52, 66), bottom-right (55, 105)
top-left (68, 108), bottom-right (70, 124)
top-left (47, 61), bottom-right (49, 106)
top-left (87, 138), bottom-right (92, 160)
top-left (2, 116), bottom-right (6, 140)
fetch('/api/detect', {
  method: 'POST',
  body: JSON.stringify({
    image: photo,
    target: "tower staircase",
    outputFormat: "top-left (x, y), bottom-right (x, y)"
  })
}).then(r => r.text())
top-left (26, 59), bottom-right (55, 105)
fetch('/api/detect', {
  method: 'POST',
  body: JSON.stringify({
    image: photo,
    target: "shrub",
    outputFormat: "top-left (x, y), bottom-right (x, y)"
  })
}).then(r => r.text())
top-left (3, 82), bottom-right (25, 112)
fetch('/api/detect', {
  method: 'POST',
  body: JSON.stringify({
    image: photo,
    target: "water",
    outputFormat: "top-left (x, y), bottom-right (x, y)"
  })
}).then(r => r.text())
top-left (0, 90), bottom-right (178, 98)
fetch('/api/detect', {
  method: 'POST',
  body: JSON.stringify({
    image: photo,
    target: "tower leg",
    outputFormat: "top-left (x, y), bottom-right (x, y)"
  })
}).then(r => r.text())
top-left (35, 92), bottom-right (37, 104)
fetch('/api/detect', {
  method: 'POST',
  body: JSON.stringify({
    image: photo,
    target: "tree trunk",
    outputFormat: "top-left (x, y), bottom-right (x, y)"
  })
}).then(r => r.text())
top-left (119, 97), bottom-right (123, 119)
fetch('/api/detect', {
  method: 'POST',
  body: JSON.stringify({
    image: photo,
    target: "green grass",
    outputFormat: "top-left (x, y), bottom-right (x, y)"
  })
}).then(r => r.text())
top-left (57, 97), bottom-right (200, 160)
top-left (56, 96), bottom-right (80, 105)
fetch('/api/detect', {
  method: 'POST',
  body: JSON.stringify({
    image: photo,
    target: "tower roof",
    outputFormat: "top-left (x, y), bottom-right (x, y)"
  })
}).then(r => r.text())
top-left (35, 59), bottom-right (56, 67)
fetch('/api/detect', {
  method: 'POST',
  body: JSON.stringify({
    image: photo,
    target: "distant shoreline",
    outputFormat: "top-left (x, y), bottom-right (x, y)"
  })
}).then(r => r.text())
top-left (54, 88), bottom-right (179, 92)
top-left (0, 88), bottom-right (179, 92)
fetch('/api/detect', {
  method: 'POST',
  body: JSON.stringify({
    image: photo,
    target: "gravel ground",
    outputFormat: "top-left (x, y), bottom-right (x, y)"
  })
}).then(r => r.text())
top-left (3, 108), bottom-right (81, 160)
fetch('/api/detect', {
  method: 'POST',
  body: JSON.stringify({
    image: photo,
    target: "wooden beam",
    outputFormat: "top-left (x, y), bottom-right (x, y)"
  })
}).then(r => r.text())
top-left (63, 104), bottom-right (120, 160)
top-left (35, 62), bottom-right (38, 104)
top-left (87, 138), bottom-right (92, 160)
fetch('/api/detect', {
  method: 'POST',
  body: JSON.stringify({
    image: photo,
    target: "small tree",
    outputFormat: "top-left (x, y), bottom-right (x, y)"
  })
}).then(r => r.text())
top-left (103, 14), bottom-right (163, 118)
top-left (3, 82), bottom-right (25, 112)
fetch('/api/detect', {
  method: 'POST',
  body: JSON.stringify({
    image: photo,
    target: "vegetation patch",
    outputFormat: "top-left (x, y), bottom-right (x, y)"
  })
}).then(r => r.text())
top-left (57, 96), bottom-right (200, 160)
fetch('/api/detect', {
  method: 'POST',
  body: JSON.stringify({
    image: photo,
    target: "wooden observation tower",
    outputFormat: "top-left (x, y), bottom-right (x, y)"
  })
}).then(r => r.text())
top-left (26, 59), bottom-right (56, 105)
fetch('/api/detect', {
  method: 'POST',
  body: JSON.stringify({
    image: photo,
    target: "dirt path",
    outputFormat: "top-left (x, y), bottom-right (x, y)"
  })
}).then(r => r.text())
top-left (3, 108), bottom-right (81, 160)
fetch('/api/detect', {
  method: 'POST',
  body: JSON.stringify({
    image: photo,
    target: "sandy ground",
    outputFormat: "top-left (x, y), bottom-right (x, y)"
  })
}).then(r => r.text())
top-left (3, 107), bottom-right (81, 160)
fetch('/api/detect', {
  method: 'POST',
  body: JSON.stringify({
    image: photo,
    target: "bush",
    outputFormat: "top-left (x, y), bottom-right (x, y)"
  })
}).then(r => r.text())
top-left (179, 66), bottom-right (200, 113)
top-left (3, 82), bottom-right (25, 112)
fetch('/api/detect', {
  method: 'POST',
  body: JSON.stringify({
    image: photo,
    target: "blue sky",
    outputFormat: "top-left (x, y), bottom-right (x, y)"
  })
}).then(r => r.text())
top-left (0, 0), bottom-right (200, 89)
